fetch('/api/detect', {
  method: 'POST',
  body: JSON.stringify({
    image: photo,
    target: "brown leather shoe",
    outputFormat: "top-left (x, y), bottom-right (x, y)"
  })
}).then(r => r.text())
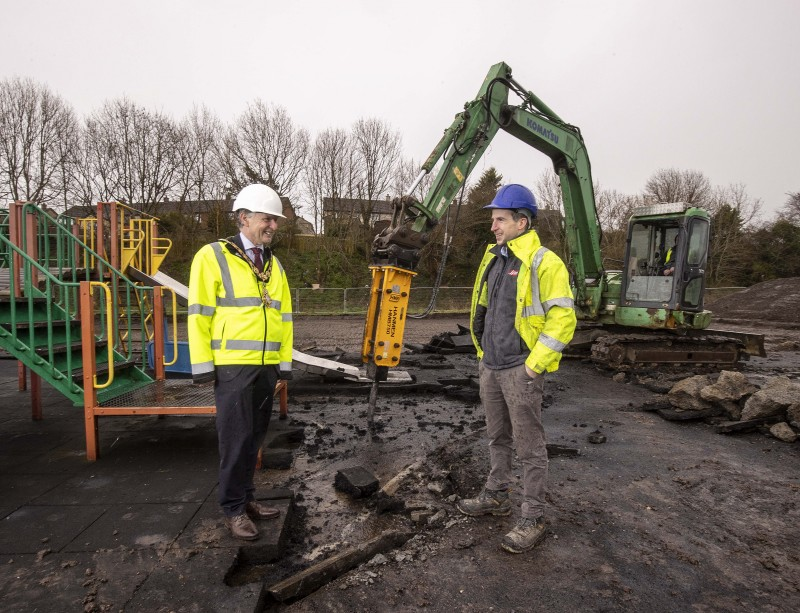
top-left (224, 513), bottom-right (259, 540)
top-left (246, 500), bottom-right (280, 521)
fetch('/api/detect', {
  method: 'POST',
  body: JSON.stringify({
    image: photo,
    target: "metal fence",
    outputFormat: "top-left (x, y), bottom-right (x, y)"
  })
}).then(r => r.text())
top-left (292, 286), bottom-right (472, 315)
top-left (291, 285), bottom-right (745, 315)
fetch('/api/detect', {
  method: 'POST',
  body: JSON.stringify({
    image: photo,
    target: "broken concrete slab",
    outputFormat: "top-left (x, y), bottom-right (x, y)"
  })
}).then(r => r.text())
top-left (375, 492), bottom-right (405, 514)
top-left (411, 509), bottom-right (436, 525)
top-left (334, 466), bottom-right (379, 498)
top-left (715, 417), bottom-right (780, 434)
top-left (546, 444), bottom-right (581, 457)
top-left (235, 497), bottom-right (294, 565)
top-left (260, 448), bottom-right (294, 469)
top-left (175, 491), bottom-right (293, 557)
top-left (769, 422), bottom-right (798, 442)
top-left (587, 431), bottom-right (607, 444)
top-left (742, 376), bottom-right (800, 421)
top-left (640, 399), bottom-right (672, 412)
top-left (657, 406), bottom-right (724, 421)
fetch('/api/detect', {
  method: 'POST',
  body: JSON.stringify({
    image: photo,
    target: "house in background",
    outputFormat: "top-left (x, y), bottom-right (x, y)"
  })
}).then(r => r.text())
top-left (321, 196), bottom-right (394, 237)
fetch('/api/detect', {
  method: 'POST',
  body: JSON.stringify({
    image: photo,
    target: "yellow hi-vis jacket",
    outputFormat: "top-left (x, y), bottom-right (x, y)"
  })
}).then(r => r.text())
top-left (188, 238), bottom-right (293, 379)
top-left (470, 230), bottom-right (577, 374)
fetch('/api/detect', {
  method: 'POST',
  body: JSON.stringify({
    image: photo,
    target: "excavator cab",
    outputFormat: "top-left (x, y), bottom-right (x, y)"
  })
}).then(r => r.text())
top-left (621, 203), bottom-right (710, 314)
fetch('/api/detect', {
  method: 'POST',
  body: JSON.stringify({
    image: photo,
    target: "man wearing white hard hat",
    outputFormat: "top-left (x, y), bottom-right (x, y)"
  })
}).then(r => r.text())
top-left (188, 184), bottom-right (293, 541)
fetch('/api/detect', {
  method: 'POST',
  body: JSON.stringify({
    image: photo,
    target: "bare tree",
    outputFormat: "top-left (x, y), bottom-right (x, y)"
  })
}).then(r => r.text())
top-left (302, 128), bottom-right (362, 284)
top-left (391, 157), bottom-right (436, 201)
top-left (305, 128), bottom-right (355, 234)
top-left (534, 169), bottom-right (641, 266)
top-left (533, 169), bottom-right (563, 212)
top-left (595, 187), bottom-right (642, 267)
top-left (175, 105), bottom-right (226, 203)
top-left (83, 98), bottom-right (181, 213)
top-left (220, 101), bottom-right (309, 201)
top-left (778, 191), bottom-right (800, 224)
top-left (350, 118), bottom-right (402, 229)
top-left (707, 183), bottom-right (762, 227)
top-left (0, 77), bottom-right (79, 211)
top-left (643, 168), bottom-right (712, 206)
top-left (706, 184), bottom-right (762, 284)
top-left (63, 129), bottom-right (97, 209)
top-left (418, 167), bottom-right (501, 282)
top-left (151, 106), bottom-right (229, 258)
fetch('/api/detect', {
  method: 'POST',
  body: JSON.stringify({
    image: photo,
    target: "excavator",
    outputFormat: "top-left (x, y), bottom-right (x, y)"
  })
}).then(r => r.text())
top-left (361, 61), bottom-right (764, 410)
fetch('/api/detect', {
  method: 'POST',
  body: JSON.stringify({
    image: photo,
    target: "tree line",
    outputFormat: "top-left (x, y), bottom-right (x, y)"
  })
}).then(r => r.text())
top-left (422, 168), bottom-right (800, 289)
top-left (1, 76), bottom-right (798, 288)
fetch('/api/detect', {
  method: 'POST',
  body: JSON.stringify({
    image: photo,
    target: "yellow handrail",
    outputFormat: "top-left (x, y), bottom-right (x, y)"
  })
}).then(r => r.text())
top-left (160, 286), bottom-right (179, 367)
top-left (90, 281), bottom-right (115, 389)
top-left (121, 228), bottom-right (145, 272)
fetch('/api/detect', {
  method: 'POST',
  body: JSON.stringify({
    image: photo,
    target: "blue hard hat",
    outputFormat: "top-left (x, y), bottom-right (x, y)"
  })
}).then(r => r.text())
top-left (483, 184), bottom-right (537, 218)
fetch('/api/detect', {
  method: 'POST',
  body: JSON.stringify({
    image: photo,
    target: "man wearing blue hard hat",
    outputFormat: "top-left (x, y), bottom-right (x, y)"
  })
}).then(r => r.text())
top-left (458, 183), bottom-right (577, 554)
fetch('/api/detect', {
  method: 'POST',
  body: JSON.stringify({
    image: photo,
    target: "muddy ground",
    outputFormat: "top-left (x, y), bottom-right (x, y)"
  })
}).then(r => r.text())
top-left (246, 281), bottom-right (800, 612)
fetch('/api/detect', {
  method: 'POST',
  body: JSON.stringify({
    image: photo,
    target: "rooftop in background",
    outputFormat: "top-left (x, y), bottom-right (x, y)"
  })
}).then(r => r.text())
top-left (62, 198), bottom-right (314, 234)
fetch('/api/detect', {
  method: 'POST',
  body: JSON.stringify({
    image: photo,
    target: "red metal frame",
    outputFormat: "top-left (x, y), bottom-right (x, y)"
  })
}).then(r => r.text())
top-left (79, 281), bottom-right (288, 461)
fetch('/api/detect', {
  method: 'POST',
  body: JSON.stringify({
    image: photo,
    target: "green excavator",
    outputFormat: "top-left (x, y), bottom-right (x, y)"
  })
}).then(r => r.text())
top-left (361, 61), bottom-right (764, 388)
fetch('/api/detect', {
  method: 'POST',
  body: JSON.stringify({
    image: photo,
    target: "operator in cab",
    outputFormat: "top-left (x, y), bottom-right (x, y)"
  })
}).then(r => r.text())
top-left (662, 234), bottom-right (678, 276)
top-left (188, 184), bottom-right (293, 541)
top-left (458, 184), bottom-right (577, 554)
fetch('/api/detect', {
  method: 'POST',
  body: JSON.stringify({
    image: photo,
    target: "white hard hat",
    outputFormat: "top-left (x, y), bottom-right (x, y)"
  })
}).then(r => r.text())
top-left (232, 184), bottom-right (285, 218)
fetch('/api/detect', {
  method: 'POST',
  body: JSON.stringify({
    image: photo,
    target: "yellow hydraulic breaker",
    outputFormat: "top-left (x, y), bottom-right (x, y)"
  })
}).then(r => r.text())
top-left (362, 264), bottom-right (416, 432)
top-left (361, 264), bottom-right (416, 379)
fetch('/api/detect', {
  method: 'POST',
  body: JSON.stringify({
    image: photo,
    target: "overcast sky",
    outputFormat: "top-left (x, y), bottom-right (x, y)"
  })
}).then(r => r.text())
top-left (2, 0), bottom-right (797, 220)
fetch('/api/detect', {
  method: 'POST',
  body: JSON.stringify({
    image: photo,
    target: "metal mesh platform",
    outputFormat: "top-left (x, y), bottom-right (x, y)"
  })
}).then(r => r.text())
top-left (99, 379), bottom-right (215, 408)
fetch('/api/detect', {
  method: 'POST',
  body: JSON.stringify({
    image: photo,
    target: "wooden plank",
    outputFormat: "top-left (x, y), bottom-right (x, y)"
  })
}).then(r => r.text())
top-left (267, 531), bottom-right (413, 603)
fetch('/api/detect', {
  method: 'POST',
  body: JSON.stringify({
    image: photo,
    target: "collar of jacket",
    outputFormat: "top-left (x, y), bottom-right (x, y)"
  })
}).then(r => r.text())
top-left (487, 229), bottom-right (541, 261)
top-left (222, 235), bottom-right (271, 262)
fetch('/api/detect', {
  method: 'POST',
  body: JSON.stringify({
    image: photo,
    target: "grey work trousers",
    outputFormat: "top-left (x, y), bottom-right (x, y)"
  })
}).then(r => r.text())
top-left (479, 361), bottom-right (547, 519)
top-left (214, 364), bottom-right (277, 517)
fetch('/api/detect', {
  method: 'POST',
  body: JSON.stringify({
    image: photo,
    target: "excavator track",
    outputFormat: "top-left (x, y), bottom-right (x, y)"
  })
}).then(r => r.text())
top-left (590, 332), bottom-right (747, 369)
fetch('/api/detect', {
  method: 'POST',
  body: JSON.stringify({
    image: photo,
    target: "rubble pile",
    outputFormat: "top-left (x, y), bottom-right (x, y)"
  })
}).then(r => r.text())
top-left (660, 371), bottom-right (800, 442)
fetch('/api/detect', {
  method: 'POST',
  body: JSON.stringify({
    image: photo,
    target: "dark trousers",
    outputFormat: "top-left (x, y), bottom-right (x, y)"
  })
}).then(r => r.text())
top-left (214, 364), bottom-right (277, 517)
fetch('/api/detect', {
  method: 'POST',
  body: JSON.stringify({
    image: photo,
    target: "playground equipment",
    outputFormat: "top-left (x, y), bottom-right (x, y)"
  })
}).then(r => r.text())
top-left (0, 201), bottom-right (286, 461)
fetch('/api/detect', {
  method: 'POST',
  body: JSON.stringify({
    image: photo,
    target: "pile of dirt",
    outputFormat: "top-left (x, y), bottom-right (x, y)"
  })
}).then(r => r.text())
top-left (710, 277), bottom-right (800, 324)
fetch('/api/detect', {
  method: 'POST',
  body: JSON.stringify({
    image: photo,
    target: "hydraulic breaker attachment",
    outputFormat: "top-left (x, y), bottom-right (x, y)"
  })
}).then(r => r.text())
top-left (361, 265), bottom-right (416, 377)
top-left (362, 264), bottom-right (415, 433)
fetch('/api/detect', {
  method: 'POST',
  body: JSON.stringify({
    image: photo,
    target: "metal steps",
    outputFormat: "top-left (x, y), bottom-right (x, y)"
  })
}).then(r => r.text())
top-left (0, 295), bottom-right (154, 406)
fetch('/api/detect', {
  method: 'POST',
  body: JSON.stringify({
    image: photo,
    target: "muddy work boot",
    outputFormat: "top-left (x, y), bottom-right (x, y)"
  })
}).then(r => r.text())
top-left (456, 488), bottom-right (511, 517)
top-left (500, 517), bottom-right (547, 553)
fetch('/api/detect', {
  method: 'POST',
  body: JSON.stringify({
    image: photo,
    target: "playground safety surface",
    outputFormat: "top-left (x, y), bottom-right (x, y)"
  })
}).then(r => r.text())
top-left (0, 357), bottom-right (295, 612)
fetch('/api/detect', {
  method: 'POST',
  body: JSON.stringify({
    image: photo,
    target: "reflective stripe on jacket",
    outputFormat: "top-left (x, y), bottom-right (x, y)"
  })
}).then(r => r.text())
top-left (470, 230), bottom-right (577, 374)
top-left (188, 240), bottom-right (293, 377)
